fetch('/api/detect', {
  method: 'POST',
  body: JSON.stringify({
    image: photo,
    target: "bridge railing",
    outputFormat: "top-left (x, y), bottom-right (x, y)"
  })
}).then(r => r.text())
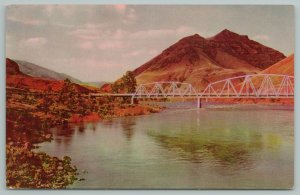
top-left (200, 74), bottom-right (294, 98)
top-left (133, 82), bottom-right (198, 98)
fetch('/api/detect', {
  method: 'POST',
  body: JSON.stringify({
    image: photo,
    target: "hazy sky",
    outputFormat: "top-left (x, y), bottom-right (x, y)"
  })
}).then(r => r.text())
top-left (6, 5), bottom-right (294, 82)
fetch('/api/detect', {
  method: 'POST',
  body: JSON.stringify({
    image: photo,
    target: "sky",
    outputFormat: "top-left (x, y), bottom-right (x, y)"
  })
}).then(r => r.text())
top-left (6, 5), bottom-right (294, 82)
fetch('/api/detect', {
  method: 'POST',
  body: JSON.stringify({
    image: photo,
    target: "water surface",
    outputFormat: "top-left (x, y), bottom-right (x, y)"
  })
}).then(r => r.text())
top-left (38, 103), bottom-right (294, 189)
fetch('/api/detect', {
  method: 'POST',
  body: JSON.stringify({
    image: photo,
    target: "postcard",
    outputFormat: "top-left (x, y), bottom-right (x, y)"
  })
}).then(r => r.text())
top-left (6, 5), bottom-right (294, 189)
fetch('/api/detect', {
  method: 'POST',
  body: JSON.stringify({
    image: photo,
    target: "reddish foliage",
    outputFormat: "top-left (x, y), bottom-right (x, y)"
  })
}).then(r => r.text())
top-left (69, 112), bottom-right (101, 123)
top-left (7, 75), bottom-right (64, 91)
top-left (100, 83), bottom-right (112, 92)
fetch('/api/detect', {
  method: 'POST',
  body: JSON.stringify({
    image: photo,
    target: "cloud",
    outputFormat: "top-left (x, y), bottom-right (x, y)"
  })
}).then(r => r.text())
top-left (43, 5), bottom-right (78, 18)
top-left (78, 41), bottom-right (94, 50)
top-left (252, 34), bottom-right (270, 41)
top-left (122, 49), bottom-right (144, 58)
top-left (68, 24), bottom-right (104, 40)
top-left (122, 8), bottom-right (137, 24)
top-left (113, 29), bottom-right (128, 39)
top-left (122, 48), bottom-right (160, 59)
top-left (113, 4), bottom-right (127, 14)
top-left (131, 26), bottom-right (193, 39)
top-left (70, 25), bottom-right (129, 49)
top-left (19, 37), bottom-right (48, 47)
top-left (97, 40), bottom-right (126, 50)
top-left (47, 57), bottom-right (126, 82)
top-left (69, 26), bottom-right (128, 50)
top-left (7, 15), bottom-right (46, 26)
top-left (70, 24), bottom-right (193, 52)
top-left (148, 49), bottom-right (159, 56)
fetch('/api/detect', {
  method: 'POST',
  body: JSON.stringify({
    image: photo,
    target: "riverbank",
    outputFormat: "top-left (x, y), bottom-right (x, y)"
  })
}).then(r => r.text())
top-left (6, 88), bottom-right (163, 189)
top-left (69, 104), bottom-right (163, 123)
top-left (142, 99), bottom-right (294, 110)
top-left (144, 97), bottom-right (294, 106)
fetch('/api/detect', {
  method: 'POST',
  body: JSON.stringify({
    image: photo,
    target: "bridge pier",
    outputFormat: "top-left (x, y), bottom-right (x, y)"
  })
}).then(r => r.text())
top-left (197, 98), bottom-right (202, 108)
top-left (131, 96), bottom-right (134, 105)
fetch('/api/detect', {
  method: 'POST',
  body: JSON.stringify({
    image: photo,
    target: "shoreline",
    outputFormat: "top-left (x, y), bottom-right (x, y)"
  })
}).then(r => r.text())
top-left (68, 104), bottom-right (164, 123)
top-left (6, 92), bottom-right (293, 189)
top-left (142, 101), bottom-right (294, 110)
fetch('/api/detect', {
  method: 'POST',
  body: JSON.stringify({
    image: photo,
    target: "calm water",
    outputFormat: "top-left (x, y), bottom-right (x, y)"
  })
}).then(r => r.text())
top-left (38, 103), bottom-right (294, 189)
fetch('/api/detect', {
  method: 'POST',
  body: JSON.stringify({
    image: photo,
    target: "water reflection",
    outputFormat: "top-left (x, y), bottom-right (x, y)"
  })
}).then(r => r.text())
top-left (120, 117), bottom-right (136, 141)
top-left (78, 124), bottom-right (85, 134)
top-left (147, 129), bottom-right (265, 170)
top-left (51, 117), bottom-right (137, 147)
top-left (91, 123), bottom-right (97, 132)
top-left (55, 123), bottom-right (75, 137)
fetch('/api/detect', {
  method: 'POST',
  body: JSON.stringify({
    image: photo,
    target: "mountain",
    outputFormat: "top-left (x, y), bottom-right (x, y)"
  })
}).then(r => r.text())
top-left (207, 29), bottom-right (286, 69)
top-left (6, 58), bottom-right (23, 75)
top-left (14, 60), bottom-right (82, 84)
top-left (6, 58), bottom-right (93, 93)
top-left (253, 54), bottom-right (294, 88)
top-left (14, 60), bottom-right (106, 89)
top-left (131, 29), bottom-right (286, 90)
top-left (261, 54), bottom-right (294, 76)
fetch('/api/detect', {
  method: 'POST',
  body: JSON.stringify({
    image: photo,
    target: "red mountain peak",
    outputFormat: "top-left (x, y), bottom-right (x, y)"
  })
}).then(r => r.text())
top-left (162, 33), bottom-right (207, 55)
top-left (207, 29), bottom-right (286, 69)
top-left (210, 29), bottom-right (249, 41)
top-left (176, 33), bottom-right (207, 46)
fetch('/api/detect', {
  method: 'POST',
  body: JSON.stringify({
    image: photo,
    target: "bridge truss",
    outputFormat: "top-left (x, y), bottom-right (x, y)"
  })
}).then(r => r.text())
top-left (132, 74), bottom-right (294, 106)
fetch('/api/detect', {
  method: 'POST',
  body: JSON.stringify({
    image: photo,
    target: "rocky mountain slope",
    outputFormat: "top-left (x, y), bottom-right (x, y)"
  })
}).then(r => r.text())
top-left (132, 29), bottom-right (286, 90)
top-left (261, 54), bottom-right (294, 76)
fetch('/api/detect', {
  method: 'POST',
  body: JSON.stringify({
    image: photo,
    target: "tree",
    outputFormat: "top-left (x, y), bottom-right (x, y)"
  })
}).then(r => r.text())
top-left (61, 79), bottom-right (77, 94)
top-left (112, 71), bottom-right (137, 93)
top-left (123, 71), bottom-right (137, 93)
top-left (58, 79), bottom-right (80, 113)
top-left (111, 71), bottom-right (137, 104)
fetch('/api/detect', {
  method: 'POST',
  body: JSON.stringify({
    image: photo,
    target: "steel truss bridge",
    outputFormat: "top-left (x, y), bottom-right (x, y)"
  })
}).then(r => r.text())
top-left (127, 74), bottom-right (294, 107)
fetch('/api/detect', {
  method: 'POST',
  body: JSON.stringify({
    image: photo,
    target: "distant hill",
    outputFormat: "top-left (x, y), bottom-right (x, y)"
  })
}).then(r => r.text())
top-left (6, 58), bottom-right (94, 93)
top-left (83, 81), bottom-right (106, 88)
top-left (14, 60), bottom-right (106, 89)
top-left (130, 29), bottom-right (286, 90)
top-left (14, 60), bottom-right (82, 83)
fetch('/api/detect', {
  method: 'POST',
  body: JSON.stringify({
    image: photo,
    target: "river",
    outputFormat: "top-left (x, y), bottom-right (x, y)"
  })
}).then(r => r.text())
top-left (38, 102), bottom-right (294, 189)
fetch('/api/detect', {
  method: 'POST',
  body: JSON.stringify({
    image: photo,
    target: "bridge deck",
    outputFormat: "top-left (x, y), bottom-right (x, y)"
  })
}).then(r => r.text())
top-left (89, 94), bottom-right (293, 98)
